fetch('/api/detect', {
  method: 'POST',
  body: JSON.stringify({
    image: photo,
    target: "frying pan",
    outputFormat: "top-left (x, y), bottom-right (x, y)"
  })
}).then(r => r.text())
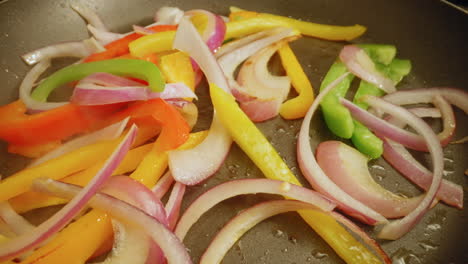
top-left (0, 0), bottom-right (467, 263)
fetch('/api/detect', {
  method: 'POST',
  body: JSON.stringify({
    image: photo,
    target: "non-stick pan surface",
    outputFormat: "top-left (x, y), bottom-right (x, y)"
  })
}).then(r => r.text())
top-left (0, 0), bottom-right (466, 263)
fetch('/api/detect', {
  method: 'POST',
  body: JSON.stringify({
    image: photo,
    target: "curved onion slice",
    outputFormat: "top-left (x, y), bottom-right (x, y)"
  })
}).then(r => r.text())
top-left (297, 73), bottom-right (387, 225)
top-left (199, 200), bottom-right (325, 264)
top-left (169, 17), bottom-right (232, 185)
top-left (185, 10), bottom-right (226, 53)
top-left (32, 179), bottom-right (192, 264)
top-left (0, 125), bottom-right (137, 261)
top-left (133, 25), bottom-right (156, 35)
top-left (165, 182), bottom-right (186, 230)
top-left (0, 202), bottom-right (34, 236)
top-left (330, 212), bottom-right (391, 264)
top-left (341, 96), bottom-right (443, 240)
top-left (29, 118), bottom-right (129, 167)
top-left (236, 40), bottom-right (292, 122)
top-left (340, 45), bottom-right (395, 93)
top-left (217, 27), bottom-right (296, 93)
top-left (87, 24), bottom-right (125, 46)
top-left (317, 141), bottom-right (428, 218)
top-left (19, 60), bottom-right (68, 112)
top-left (71, 4), bottom-right (108, 31)
top-left (98, 176), bottom-right (168, 264)
top-left (71, 83), bottom-right (197, 105)
top-left (381, 105), bottom-right (463, 209)
top-left (382, 87), bottom-right (468, 114)
top-left (152, 171), bottom-right (175, 200)
top-left (215, 30), bottom-right (275, 59)
top-left (154, 6), bottom-right (184, 25)
top-left (370, 95), bottom-right (456, 151)
top-left (21, 38), bottom-right (104, 65)
top-left (174, 178), bottom-right (335, 240)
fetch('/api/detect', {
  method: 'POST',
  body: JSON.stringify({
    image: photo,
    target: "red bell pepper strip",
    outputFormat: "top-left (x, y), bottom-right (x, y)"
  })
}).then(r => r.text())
top-left (0, 100), bottom-right (123, 146)
top-left (84, 25), bottom-right (177, 63)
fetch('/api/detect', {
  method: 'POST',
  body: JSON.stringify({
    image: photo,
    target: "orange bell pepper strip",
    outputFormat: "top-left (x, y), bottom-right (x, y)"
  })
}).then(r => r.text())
top-left (7, 140), bottom-right (62, 158)
top-left (277, 43), bottom-right (315, 119)
top-left (19, 131), bottom-right (208, 264)
top-left (209, 83), bottom-right (381, 264)
top-left (159, 51), bottom-right (196, 92)
top-left (84, 24), bottom-right (177, 63)
top-left (228, 7), bottom-right (366, 41)
top-left (0, 124), bottom-right (158, 203)
top-left (0, 100), bottom-right (123, 146)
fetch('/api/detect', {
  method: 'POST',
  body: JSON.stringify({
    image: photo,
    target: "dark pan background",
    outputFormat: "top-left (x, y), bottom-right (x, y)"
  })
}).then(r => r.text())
top-left (0, 0), bottom-right (467, 263)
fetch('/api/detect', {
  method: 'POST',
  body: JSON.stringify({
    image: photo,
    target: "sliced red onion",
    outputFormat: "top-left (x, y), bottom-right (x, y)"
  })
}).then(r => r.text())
top-left (236, 40), bottom-right (292, 122)
top-left (408, 107), bottom-right (441, 118)
top-left (341, 96), bottom-right (443, 240)
top-left (185, 10), bottom-right (226, 53)
top-left (132, 25), bottom-right (157, 35)
top-left (32, 179), bottom-right (192, 264)
top-left (340, 45), bottom-right (395, 93)
top-left (382, 87), bottom-right (468, 114)
top-left (21, 38), bottom-right (104, 65)
top-left (382, 138), bottom-right (463, 209)
top-left (381, 107), bottom-right (462, 209)
top-left (373, 95), bottom-right (456, 151)
top-left (330, 212), bottom-right (391, 264)
top-left (215, 30), bottom-right (274, 58)
top-left (0, 125), bottom-right (138, 261)
top-left (98, 176), bottom-right (168, 264)
top-left (217, 28), bottom-right (296, 93)
top-left (19, 60), bottom-right (68, 112)
top-left (165, 182), bottom-right (186, 230)
top-left (297, 73), bottom-right (388, 225)
top-left (169, 17), bottom-right (233, 185)
top-left (71, 4), bottom-right (108, 31)
top-left (152, 171), bottom-right (175, 200)
top-left (154, 6), bottom-right (184, 25)
top-left (174, 178), bottom-right (335, 240)
top-left (87, 24), bottom-right (125, 46)
top-left (199, 200), bottom-right (326, 264)
top-left (71, 82), bottom-right (197, 105)
top-left (0, 202), bottom-right (34, 236)
top-left (29, 118), bottom-right (129, 167)
top-left (80, 72), bottom-right (145, 87)
top-left (317, 141), bottom-right (428, 218)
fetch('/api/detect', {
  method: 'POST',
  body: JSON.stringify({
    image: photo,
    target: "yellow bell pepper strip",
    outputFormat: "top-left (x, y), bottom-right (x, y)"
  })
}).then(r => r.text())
top-left (228, 7), bottom-right (366, 41)
top-left (277, 43), bottom-right (315, 119)
top-left (9, 142), bottom-right (153, 213)
top-left (209, 83), bottom-right (381, 264)
top-left (159, 51), bottom-right (196, 92)
top-left (8, 140), bottom-right (61, 158)
top-left (19, 210), bottom-right (113, 264)
top-left (0, 125), bottom-right (158, 203)
top-left (19, 131), bottom-right (207, 264)
top-left (30, 59), bottom-right (166, 102)
top-left (128, 31), bottom-right (176, 58)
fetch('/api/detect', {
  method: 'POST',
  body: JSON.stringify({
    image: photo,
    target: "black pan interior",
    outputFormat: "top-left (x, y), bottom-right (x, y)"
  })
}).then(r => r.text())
top-left (0, 0), bottom-right (467, 263)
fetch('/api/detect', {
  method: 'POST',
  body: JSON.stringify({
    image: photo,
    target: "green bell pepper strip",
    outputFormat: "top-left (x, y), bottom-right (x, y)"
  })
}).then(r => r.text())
top-left (209, 82), bottom-right (382, 264)
top-left (30, 59), bottom-right (166, 102)
top-left (351, 58), bottom-right (411, 158)
top-left (319, 62), bottom-right (355, 139)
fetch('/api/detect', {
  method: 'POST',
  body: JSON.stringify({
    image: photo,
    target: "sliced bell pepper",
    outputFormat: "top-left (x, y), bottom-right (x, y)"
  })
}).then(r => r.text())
top-left (84, 24), bottom-right (177, 63)
top-left (228, 7), bottom-right (366, 41)
top-left (277, 43), bottom-right (315, 119)
top-left (0, 100), bottom-right (123, 146)
top-left (159, 51), bottom-right (196, 92)
top-left (19, 131), bottom-right (207, 264)
top-left (351, 58), bottom-right (411, 158)
top-left (30, 59), bottom-right (166, 102)
top-left (9, 142), bottom-right (153, 213)
top-left (0, 125), bottom-right (158, 203)
top-left (209, 82), bottom-right (381, 264)
top-left (7, 140), bottom-right (61, 158)
top-left (319, 61), bottom-right (356, 139)
top-left (128, 31), bottom-right (176, 58)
